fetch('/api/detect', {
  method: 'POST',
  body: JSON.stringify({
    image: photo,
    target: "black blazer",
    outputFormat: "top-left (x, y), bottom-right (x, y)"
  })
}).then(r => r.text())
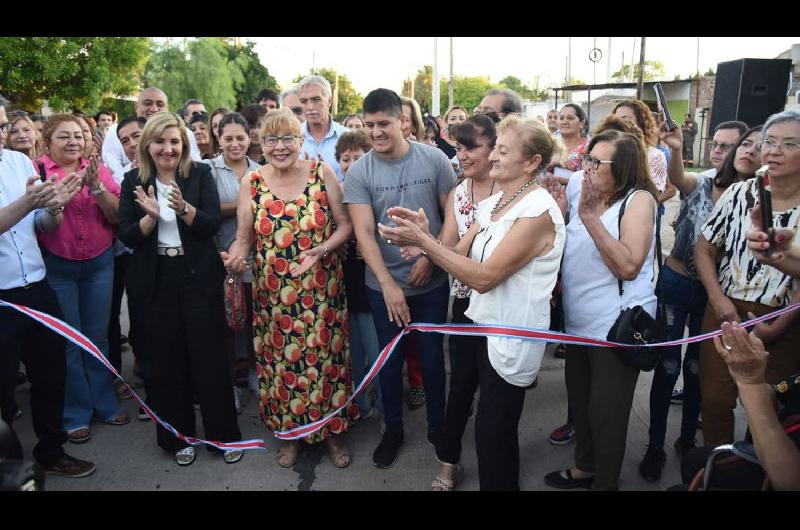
top-left (119, 162), bottom-right (224, 304)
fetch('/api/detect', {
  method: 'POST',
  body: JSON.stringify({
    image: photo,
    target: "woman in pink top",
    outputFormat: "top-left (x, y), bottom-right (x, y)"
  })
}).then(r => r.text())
top-left (38, 114), bottom-right (128, 444)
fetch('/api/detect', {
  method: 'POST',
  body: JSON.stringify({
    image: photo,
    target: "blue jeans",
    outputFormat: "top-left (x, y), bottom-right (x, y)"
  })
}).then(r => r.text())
top-left (366, 283), bottom-right (449, 434)
top-left (349, 311), bottom-right (382, 416)
top-left (648, 265), bottom-right (706, 448)
top-left (44, 248), bottom-right (121, 431)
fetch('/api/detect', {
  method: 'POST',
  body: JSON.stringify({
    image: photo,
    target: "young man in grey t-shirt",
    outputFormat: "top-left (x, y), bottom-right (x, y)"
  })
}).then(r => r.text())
top-left (343, 89), bottom-right (457, 469)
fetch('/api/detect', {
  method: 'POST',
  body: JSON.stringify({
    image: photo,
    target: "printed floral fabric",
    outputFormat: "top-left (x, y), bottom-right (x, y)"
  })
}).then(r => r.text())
top-left (451, 180), bottom-right (477, 299)
top-left (563, 137), bottom-right (589, 172)
top-left (250, 161), bottom-right (357, 444)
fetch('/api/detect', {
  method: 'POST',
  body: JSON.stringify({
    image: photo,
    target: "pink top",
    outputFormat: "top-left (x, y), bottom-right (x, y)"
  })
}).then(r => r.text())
top-left (36, 154), bottom-right (120, 261)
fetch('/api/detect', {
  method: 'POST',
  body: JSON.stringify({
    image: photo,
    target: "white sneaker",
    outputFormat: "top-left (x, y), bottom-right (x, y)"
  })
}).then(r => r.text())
top-left (248, 369), bottom-right (259, 398)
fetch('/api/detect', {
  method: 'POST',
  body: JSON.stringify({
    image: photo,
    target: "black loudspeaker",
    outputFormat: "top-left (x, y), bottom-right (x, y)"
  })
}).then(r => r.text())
top-left (710, 58), bottom-right (792, 133)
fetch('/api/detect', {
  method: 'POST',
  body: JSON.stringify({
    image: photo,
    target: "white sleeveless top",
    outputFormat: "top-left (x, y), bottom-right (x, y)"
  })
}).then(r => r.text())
top-left (465, 187), bottom-right (565, 387)
top-left (562, 190), bottom-right (657, 341)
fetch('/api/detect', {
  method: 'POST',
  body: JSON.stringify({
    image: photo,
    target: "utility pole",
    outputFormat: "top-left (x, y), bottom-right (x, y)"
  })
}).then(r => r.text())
top-left (432, 38), bottom-right (440, 117)
top-left (333, 72), bottom-right (339, 116)
top-left (696, 37), bottom-right (701, 78)
top-left (448, 37), bottom-right (454, 110)
top-left (630, 38), bottom-right (636, 83)
top-left (607, 37), bottom-right (612, 83)
top-left (636, 37), bottom-right (646, 99)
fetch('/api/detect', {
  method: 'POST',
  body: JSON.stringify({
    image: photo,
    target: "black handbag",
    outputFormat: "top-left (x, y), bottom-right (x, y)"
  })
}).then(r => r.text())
top-left (605, 192), bottom-right (665, 372)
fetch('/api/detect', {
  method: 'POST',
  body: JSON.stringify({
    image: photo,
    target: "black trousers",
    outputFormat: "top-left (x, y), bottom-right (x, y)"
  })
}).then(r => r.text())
top-left (0, 281), bottom-right (67, 466)
top-left (144, 256), bottom-right (240, 453)
top-left (475, 339), bottom-right (527, 491)
top-left (438, 296), bottom-right (480, 464)
top-left (107, 252), bottom-right (137, 374)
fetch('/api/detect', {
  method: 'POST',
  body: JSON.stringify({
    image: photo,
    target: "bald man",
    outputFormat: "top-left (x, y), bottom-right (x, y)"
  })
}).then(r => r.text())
top-left (102, 87), bottom-right (201, 174)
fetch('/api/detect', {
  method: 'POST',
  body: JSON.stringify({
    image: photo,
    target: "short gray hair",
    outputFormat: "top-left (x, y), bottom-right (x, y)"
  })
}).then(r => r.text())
top-left (297, 75), bottom-right (332, 99)
top-left (763, 109), bottom-right (800, 135)
top-left (486, 88), bottom-right (523, 115)
top-left (280, 86), bottom-right (299, 104)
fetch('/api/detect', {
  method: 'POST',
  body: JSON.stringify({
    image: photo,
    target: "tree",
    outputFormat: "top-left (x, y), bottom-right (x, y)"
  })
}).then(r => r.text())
top-left (223, 39), bottom-right (279, 110)
top-left (610, 60), bottom-right (666, 82)
top-left (499, 76), bottom-right (533, 99)
top-left (292, 68), bottom-right (363, 119)
top-left (0, 37), bottom-right (151, 112)
top-left (402, 66), bottom-right (499, 116)
top-left (144, 38), bottom-right (238, 112)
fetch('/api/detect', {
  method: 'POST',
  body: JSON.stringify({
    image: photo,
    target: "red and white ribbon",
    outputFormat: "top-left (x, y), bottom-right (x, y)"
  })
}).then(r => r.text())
top-left (4, 298), bottom-right (798, 444)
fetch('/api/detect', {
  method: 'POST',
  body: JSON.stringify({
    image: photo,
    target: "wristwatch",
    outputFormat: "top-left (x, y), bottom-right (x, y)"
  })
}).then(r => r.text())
top-left (177, 202), bottom-right (190, 216)
top-left (90, 182), bottom-right (106, 196)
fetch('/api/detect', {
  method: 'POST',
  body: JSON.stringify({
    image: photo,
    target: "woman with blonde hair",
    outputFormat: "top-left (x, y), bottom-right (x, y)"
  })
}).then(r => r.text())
top-left (118, 112), bottom-right (242, 466)
top-left (223, 108), bottom-right (357, 469)
top-left (6, 111), bottom-right (42, 160)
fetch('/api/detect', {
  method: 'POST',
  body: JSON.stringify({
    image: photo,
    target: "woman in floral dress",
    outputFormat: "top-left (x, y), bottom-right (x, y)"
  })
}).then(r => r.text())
top-left (222, 109), bottom-right (356, 468)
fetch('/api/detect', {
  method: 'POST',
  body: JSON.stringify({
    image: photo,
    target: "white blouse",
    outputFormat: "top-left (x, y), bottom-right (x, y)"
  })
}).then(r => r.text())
top-left (155, 179), bottom-right (182, 248)
top-left (464, 187), bottom-right (565, 387)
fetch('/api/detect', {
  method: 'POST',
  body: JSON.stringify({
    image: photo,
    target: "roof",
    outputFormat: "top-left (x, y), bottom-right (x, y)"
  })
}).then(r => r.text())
top-left (553, 79), bottom-right (696, 92)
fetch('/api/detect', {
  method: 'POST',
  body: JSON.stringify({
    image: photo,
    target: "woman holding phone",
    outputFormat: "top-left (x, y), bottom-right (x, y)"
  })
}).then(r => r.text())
top-left (693, 109), bottom-right (800, 448)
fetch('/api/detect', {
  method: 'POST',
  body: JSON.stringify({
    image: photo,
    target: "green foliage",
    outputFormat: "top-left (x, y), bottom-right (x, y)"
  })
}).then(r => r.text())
top-left (223, 39), bottom-right (279, 110)
top-left (402, 66), bottom-right (502, 116)
top-left (611, 60), bottom-right (666, 82)
top-left (292, 68), bottom-right (363, 116)
top-left (499, 75), bottom-right (550, 102)
top-left (144, 38), bottom-right (278, 113)
top-left (705, 68), bottom-right (716, 76)
top-left (0, 37), bottom-right (150, 113)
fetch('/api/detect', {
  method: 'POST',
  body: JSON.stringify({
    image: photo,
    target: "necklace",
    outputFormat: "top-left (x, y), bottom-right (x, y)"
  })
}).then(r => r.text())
top-left (470, 178), bottom-right (495, 222)
top-left (490, 177), bottom-right (536, 216)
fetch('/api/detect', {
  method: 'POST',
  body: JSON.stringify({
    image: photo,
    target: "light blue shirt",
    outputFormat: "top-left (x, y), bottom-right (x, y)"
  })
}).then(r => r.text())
top-left (300, 119), bottom-right (349, 182)
top-left (0, 149), bottom-right (48, 289)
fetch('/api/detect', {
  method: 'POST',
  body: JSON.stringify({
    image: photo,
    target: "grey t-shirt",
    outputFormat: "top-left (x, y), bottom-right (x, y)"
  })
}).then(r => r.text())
top-left (669, 168), bottom-right (716, 279)
top-left (343, 141), bottom-right (457, 296)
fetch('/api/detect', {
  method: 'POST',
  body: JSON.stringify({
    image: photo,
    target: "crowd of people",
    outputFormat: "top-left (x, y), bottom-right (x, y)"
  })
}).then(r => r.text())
top-left (1, 76), bottom-right (799, 491)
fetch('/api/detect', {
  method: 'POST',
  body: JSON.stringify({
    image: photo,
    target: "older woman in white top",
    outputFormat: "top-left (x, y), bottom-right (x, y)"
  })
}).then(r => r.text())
top-left (379, 116), bottom-right (565, 491)
top-left (545, 129), bottom-right (658, 491)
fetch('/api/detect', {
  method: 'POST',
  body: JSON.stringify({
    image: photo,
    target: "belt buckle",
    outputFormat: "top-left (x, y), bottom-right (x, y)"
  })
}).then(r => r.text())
top-left (166, 247), bottom-right (179, 257)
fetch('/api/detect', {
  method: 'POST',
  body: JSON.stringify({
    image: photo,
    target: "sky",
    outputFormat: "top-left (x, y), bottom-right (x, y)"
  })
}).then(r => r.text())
top-left (250, 37), bottom-right (799, 96)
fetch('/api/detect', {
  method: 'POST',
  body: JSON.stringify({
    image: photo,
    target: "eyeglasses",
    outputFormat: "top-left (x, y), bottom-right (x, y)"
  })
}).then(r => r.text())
top-left (262, 135), bottom-right (300, 148)
top-left (0, 122), bottom-right (10, 134)
top-left (760, 138), bottom-right (800, 153)
top-left (581, 155), bottom-right (614, 171)
top-left (711, 141), bottom-right (735, 152)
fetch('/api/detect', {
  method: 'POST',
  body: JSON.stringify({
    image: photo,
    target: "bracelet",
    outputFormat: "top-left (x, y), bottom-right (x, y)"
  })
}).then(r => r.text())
top-left (321, 243), bottom-right (330, 257)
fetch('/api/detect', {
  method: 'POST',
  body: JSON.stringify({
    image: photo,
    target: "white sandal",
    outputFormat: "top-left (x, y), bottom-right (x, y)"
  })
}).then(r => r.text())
top-left (175, 446), bottom-right (196, 466)
top-left (431, 462), bottom-right (462, 491)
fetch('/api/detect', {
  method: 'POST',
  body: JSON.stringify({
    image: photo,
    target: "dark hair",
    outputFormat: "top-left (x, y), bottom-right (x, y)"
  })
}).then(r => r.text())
top-left (217, 112), bottom-right (250, 137)
top-left (423, 116), bottom-right (440, 139)
top-left (30, 114), bottom-right (46, 123)
top-left (95, 109), bottom-right (117, 122)
top-left (342, 114), bottom-right (365, 128)
top-left (588, 130), bottom-right (657, 205)
top-left (240, 104), bottom-right (268, 129)
top-left (257, 89), bottom-right (279, 103)
top-left (715, 120), bottom-right (748, 136)
top-left (485, 88), bottom-right (523, 115)
top-left (561, 103), bottom-right (587, 137)
top-left (189, 112), bottom-right (209, 127)
top-left (363, 88), bottom-right (403, 117)
top-left (181, 99), bottom-right (204, 119)
top-left (449, 113), bottom-right (499, 150)
top-left (116, 116), bottom-right (146, 139)
top-left (714, 125), bottom-right (763, 189)
top-left (335, 130), bottom-right (372, 162)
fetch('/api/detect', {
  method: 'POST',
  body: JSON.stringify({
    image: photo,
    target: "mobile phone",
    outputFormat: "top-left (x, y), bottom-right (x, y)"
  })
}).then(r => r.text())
top-left (653, 83), bottom-right (675, 131)
top-left (755, 164), bottom-right (774, 254)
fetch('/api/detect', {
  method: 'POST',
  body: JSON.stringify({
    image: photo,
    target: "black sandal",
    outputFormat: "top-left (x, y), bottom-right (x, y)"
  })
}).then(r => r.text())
top-left (544, 468), bottom-right (594, 489)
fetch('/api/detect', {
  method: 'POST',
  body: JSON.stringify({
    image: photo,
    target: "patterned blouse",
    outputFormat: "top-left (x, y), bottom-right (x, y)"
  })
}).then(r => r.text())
top-left (451, 180), bottom-right (478, 298)
top-left (701, 179), bottom-right (800, 307)
top-left (562, 137), bottom-right (589, 172)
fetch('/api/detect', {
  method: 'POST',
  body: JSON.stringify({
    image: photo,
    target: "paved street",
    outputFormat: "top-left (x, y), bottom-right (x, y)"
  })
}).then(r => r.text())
top-left (10, 194), bottom-right (748, 491)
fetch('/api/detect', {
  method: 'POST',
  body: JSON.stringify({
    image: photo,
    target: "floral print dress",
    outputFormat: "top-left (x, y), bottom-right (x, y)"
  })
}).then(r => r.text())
top-left (250, 161), bottom-right (356, 443)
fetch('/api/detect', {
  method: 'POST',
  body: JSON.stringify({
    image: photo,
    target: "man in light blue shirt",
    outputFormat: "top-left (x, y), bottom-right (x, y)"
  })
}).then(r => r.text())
top-left (298, 75), bottom-right (349, 182)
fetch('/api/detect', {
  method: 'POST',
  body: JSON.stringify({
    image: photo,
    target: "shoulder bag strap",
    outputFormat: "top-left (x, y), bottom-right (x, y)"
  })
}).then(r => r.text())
top-left (616, 191), bottom-right (633, 298)
top-left (38, 161), bottom-right (47, 183)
